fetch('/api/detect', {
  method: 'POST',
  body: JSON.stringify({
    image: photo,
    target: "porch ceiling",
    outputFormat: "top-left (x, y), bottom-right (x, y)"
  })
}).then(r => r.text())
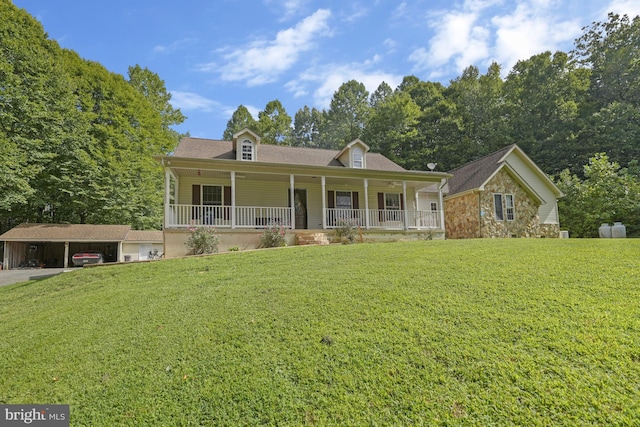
top-left (171, 168), bottom-right (438, 189)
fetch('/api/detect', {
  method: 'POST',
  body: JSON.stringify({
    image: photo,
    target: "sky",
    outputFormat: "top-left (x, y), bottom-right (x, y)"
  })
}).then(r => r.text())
top-left (12, 0), bottom-right (640, 139)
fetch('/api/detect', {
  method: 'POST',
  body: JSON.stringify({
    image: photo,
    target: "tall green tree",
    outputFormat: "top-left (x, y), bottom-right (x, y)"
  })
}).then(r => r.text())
top-left (572, 13), bottom-right (640, 170)
top-left (321, 80), bottom-right (370, 148)
top-left (502, 51), bottom-right (590, 175)
top-left (0, 1), bottom-right (184, 230)
top-left (127, 65), bottom-right (186, 151)
top-left (256, 100), bottom-right (292, 145)
top-left (292, 106), bottom-right (324, 147)
top-left (446, 63), bottom-right (508, 162)
top-left (364, 91), bottom-right (421, 168)
top-left (222, 105), bottom-right (257, 140)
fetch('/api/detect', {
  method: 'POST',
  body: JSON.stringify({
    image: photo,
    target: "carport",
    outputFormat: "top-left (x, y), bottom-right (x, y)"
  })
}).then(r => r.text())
top-left (1, 224), bottom-right (131, 269)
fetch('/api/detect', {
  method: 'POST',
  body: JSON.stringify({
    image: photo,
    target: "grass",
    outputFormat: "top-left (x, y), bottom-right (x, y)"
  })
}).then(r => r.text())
top-left (0, 239), bottom-right (639, 425)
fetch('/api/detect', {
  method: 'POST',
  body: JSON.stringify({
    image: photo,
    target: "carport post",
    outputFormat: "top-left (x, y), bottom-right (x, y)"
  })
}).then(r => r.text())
top-left (3, 241), bottom-right (8, 270)
top-left (64, 241), bottom-right (69, 268)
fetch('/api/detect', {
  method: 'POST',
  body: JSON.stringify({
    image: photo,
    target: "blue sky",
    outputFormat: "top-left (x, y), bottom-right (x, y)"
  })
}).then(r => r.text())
top-left (13, 0), bottom-right (640, 139)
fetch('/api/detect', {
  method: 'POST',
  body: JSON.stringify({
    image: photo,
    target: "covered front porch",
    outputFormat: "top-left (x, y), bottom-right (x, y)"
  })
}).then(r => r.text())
top-left (163, 166), bottom-right (447, 232)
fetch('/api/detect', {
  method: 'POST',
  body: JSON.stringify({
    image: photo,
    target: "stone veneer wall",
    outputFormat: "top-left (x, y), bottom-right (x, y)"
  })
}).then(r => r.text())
top-left (444, 192), bottom-right (480, 239)
top-left (479, 169), bottom-right (542, 238)
top-left (539, 223), bottom-right (560, 238)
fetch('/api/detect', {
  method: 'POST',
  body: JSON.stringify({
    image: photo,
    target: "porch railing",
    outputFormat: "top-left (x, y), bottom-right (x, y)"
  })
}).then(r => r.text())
top-left (167, 205), bottom-right (441, 230)
top-left (326, 209), bottom-right (441, 229)
top-left (167, 204), bottom-right (291, 228)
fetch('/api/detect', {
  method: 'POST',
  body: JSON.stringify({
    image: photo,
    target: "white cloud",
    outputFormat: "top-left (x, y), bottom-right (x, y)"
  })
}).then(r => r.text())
top-left (153, 38), bottom-right (195, 55)
top-left (492, 2), bottom-right (582, 72)
top-left (287, 57), bottom-right (403, 108)
top-left (264, 0), bottom-right (308, 21)
top-left (603, 0), bottom-right (640, 17)
top-left (205, 9), bottom-right (332, 86)
top-left (409, 0), bottom-right (587, 79)
top-left (170, 91), bottom-right (221, 112)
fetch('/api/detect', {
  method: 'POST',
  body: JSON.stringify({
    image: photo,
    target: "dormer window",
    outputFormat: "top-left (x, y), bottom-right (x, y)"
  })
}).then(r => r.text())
top-left (353, 147), bottom-right (363, 168)
top-left (241, 139), bottom-right (254, 161)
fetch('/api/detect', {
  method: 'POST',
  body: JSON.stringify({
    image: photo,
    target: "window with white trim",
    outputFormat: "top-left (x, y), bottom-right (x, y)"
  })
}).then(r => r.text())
top-left (203, 185), bottom-right (222, 206)
top-left (385, 193), bottom-right (401, 210)
top-left (494, 193), bottom-right (504, 221)
top-left (336, 191), bottom-right (352, 209)
top-left (430, 202), bottom-right (438, 212)
top-left (505, 194), bottom-right (515, 221)
top-left (241, 139), bottom-right (254, 161)
top-left (352, 147), bottom-right (363, 168)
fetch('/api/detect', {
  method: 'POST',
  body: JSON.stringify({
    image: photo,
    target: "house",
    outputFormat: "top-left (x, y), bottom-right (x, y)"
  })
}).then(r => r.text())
top-left (444, 144), bottom-right (563, 239)
top-left (158, 129), bottom-right (451, 257)
top-left (0, 224), bottom-right (163, 269)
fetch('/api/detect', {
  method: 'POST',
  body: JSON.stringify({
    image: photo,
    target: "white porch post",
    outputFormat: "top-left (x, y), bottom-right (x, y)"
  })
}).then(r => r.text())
top-left (63, 241), bottom-right (69, 269)
top-left (164, 169), bottom-right (171, 228)
top-left (439, 179), bottom-right (446, 230)
top-left (290, 174), bottom-right (295, 230)
top-left (118, 241), bottom-right (123, 262)
top-left (364, 178), bottom-right (370, 229)
top-left (231, 171), bottom-right (236, 229)
top-left (321, 176), bottom-right (327, 229)
top-left (402, 181), bottom-right (408, 230)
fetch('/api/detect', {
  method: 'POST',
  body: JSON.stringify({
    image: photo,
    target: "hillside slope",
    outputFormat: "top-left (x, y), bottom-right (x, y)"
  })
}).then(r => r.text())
top-left (1, 240), bottom-right (639, 425)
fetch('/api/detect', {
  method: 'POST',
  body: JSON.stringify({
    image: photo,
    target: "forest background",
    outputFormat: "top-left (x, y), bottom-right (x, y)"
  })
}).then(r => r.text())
top-left (2, 1), bottom-right (639, 237)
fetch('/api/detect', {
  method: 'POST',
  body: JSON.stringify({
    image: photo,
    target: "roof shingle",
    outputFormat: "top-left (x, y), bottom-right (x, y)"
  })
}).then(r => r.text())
top-left (172, 137), bottom-right (406, 172)
top-left (446, 145), bottom-right (515, 195)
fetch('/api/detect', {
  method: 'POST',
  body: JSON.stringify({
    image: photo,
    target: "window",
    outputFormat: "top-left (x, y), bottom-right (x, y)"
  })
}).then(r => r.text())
top-left (336, 191), bottom-right (352, 209)
top-left (203, 185), bottom-right (222, 206)
top-left (505, 194), bottom-right (515, 221)
top-left (385, 193), bottom-right (401, 210)
top-left (494, 193), bottom-right (504, 221)
top-left (430, 202), bottom-right (438, 212)
top-left (352, 147), bottom-right (363, 168)
top-left (241, 139), bottom-right (254, 161)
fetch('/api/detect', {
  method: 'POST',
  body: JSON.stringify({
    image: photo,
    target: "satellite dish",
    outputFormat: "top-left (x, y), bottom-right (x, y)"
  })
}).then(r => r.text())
top-left (427, 162), bottom-right (437, 171)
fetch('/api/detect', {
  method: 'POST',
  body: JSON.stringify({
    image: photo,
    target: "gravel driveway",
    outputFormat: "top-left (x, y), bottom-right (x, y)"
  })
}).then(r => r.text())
top-left (0, 268), bottom-right (75, 287)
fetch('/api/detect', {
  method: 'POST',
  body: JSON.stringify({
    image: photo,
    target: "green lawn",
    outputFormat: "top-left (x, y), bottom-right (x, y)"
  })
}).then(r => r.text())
top-left (1, 239), bottom-right (639, 425)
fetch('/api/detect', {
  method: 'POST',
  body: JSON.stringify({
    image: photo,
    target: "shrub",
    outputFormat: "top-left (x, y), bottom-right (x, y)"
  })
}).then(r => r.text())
top-left (260, 222), bottom-right (287, 248)
top-left (186, 227), bottom-right (220, 255)
top-left (334, 219), bottom-right (359, 244)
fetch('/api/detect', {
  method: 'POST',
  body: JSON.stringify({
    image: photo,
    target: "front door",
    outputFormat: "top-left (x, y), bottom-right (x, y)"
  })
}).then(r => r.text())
top-left (289, 189), bottom-right (308, 229)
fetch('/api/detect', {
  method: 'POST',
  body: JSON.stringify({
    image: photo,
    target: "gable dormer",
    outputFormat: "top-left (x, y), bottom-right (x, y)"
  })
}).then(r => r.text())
top-left (335, 139), bottom-right (370, 169)
top-left (232, 128), bottom-right (261, 161)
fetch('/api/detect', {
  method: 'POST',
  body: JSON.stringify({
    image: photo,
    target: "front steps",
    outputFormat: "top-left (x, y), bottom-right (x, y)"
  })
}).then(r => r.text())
top-left (296, 232), bottom-right (330, 246)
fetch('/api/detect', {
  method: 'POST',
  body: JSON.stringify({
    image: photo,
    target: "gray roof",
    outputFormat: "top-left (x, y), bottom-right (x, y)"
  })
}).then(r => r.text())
top-left (172, 137), bottom-right (406, 172)
top-left (0, 223), bottom-right (132, 241)
top-left (446, 145), bottom-right (516, 195)
top-left (0, 224), bottom-right (164, 243)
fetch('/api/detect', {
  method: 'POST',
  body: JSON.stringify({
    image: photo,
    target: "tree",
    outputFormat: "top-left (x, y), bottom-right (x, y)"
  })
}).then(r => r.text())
top-left (572, 14), bottom-right (640, 171)
top-left (369, 81), bottom-right (393, 108)
top-left (502, 51), bottom-right (590, 175)
top-left (573, 13), bottom-right (640, 107)
top-left (292, 106), bottom-right (324, 147)
top-left (223, 105), bottom-right (257, 140)
top-left (557, 153), bottom-right (640, 237)
top-left (363, 91), bottom-right (421, 168)
top-left (256, 100), bottom-right (292, 145)
top-left (0, 2), bottom-right (184, 230)
top-left (445, 63), bottom-right (508, 162)
top-left (127, 65), bottom-right (186, 151)
top-left (321, 80), bottom-right (370, 148)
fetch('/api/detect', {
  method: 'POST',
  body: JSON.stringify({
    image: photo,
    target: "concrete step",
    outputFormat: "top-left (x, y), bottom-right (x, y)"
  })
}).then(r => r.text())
top-left (296, 232), bottom-right (330, 246)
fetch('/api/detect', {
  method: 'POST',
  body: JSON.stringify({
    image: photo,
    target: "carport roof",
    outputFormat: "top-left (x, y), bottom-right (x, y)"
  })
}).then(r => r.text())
top-left (0, 223), bottom-right (132, 242)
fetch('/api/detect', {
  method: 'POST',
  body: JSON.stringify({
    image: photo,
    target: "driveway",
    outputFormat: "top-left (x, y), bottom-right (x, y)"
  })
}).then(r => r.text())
top-left (0, 268), bottom-right (75, 287)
